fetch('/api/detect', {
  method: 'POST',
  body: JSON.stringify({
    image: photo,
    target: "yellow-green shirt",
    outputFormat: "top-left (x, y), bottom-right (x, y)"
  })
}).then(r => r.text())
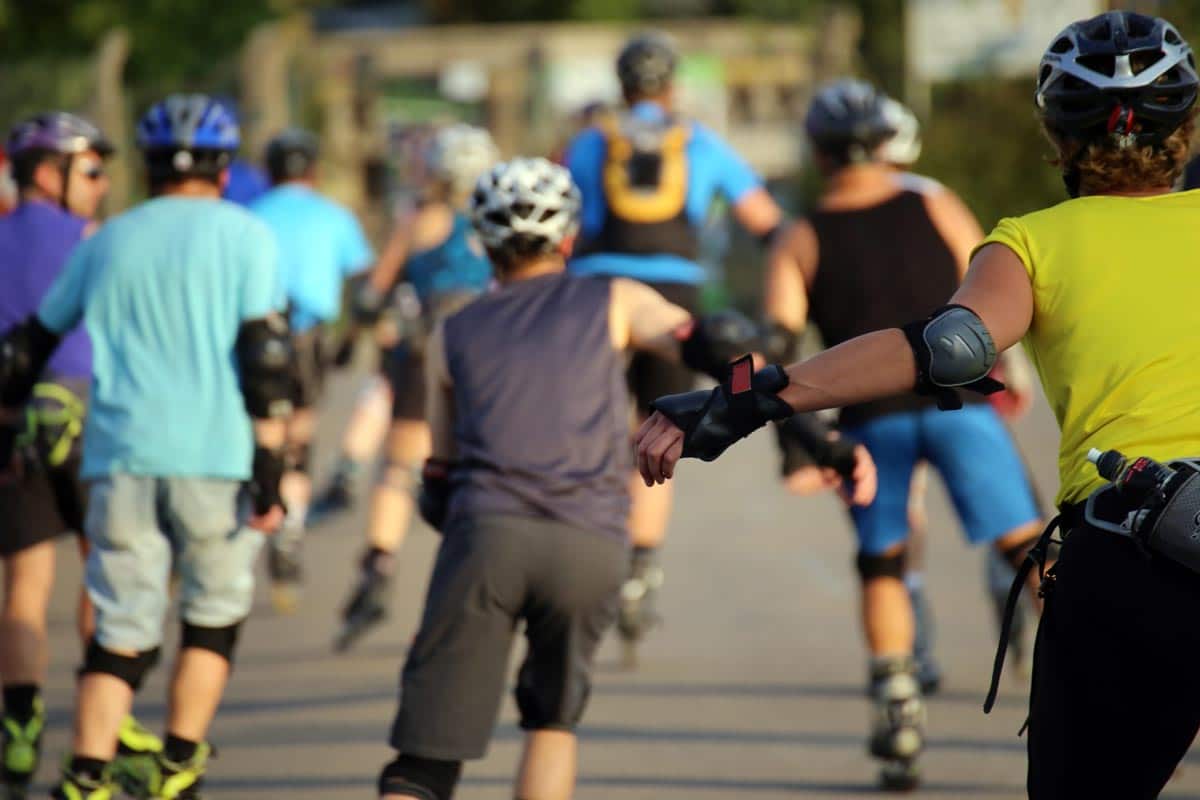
top-left (980, 191), bottom-right (1200, 507)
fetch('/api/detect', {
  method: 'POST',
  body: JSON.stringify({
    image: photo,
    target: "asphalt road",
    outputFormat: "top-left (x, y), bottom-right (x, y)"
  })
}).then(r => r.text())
top-left (27, 369), bottom-right (1200, 799)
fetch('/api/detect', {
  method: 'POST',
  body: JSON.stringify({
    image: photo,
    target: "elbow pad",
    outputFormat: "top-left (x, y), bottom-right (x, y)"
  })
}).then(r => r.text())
top-left (651, 355), bottom-right (793, 462)
top-left (236, 314), bottom-right (295, 419)
top-left (901, 304), bottom-right (1003, 411)
top-left (1, 316), bottom-right (61, 407)
top-left (680, 309), bottom-right (763, 381)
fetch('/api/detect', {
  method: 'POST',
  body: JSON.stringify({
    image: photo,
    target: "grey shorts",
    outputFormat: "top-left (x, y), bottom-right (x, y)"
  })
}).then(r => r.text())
top-left (85, 474), bottom-right (264, 652)
top-left (389, 513), bottom-right (628, 760)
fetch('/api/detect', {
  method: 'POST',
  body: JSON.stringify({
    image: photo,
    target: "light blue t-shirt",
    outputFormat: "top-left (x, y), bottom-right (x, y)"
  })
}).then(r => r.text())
top-left (251, 184), bottom-right (374, 332)
top-left (564, 101), bottom-right (762, 284)
top-left (37, 196), bottom-right (280, 481)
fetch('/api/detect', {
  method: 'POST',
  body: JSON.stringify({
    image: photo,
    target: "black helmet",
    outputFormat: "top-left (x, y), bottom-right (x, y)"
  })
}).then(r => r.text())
top-left (1037, 11), bottom-right (1198, 147)
top-left (804, 79), bottom-right (897, 163)
top-left (617, 32), bottom-right (678, 97)
top-left (265, 128), bottom-right (319, 183)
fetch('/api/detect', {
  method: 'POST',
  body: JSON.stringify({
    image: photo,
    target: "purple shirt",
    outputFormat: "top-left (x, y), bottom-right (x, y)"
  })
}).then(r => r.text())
top-left (0, 201), bottom-right (90, 379)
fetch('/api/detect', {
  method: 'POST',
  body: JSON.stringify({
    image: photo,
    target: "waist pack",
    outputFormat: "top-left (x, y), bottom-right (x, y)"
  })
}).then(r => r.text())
top-left (1084, 456), bottom-right (1200, 573)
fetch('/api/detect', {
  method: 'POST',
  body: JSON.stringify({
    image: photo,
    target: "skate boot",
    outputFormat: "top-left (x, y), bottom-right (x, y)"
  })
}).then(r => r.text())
top-left (121, 743), bottom-right (212, 800)
top-left (307, 470), bottom-right (357, 527)
top-left (986, 548), bottom-right (1029, 679)
top-left (0, 697), bottom-right (44, 799)
top-left (334, 548), bottom-right (395, 652)
top-left (616, 547), bottom-right (665, 668)
top-left (908, 580), bottom-right (943, 696)
top-left (110, 716), bottom-right (163, 797)
top-left (268, 517), bottom-right (305, 614)
top-left (868, 656), bottom-right (925, 792)
top-left (51, 765), bottom-right (117, 800)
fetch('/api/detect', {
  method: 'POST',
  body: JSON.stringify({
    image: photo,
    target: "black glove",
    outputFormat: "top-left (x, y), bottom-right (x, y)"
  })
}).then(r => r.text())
top-left (417, 459), bottom-right (452, 532)
top-left (248, 446), bottom-right (286, 515)
top-left (352, 280), bottom-right (386, 326)
top-left (776, 414), bottom-right (858, 481)
top-left (650, 355), bottom-right (793, 462)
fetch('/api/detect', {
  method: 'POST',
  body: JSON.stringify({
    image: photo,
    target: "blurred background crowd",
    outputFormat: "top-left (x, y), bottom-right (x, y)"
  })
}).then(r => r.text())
top-left (0, 0), bottom-right (1186, 309)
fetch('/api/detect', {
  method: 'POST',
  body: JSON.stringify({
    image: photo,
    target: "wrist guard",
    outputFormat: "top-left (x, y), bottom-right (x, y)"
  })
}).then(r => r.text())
top-left (761, 320), bottom-right (800, 365)
top-left (680, 309), bottom-right (763, 381)
top-left (650, 355), bottom-right (793, 462)
top-left (776, 414), bottom-right (858, 480)
top-left (418, 459), bottom-right (452, 532)
top-left (248, 446), bottom-right (286, 515)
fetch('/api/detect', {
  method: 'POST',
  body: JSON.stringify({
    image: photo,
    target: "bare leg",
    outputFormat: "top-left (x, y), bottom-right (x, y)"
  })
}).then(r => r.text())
top-left (165, 648), bottom-right (229, 743)
top-left (0, 541), bottom-right (55, 686)
top-left (72, 672), bottom-right (134, 760)
top-left (861, 543), bottom-right (915, 657)
top-left (514, 729), bottom-right (577, 800)
top-left (343, 376), bottom-right (393, 464)
top-left (367, 420), bottom-right (430, 553)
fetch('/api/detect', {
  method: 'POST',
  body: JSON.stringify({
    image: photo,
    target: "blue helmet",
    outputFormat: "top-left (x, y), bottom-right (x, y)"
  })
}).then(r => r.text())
top-left (136, 94), bottom-right (240, 152)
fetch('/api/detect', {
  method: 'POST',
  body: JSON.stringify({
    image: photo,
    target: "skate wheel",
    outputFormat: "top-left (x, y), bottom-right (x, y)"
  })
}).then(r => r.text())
top-left (880, 760), bottom-right (921, 792)
top-left (271, 583), bottom-right (300, 615)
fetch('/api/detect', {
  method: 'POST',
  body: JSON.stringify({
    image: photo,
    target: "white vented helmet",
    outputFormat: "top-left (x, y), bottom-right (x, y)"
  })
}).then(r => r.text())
top-left (428, 124), bottom-right (500, 196)
top-left (877, 97), bottom-right (922, 166)
top-left (470, 157), bottom-right (581, 254)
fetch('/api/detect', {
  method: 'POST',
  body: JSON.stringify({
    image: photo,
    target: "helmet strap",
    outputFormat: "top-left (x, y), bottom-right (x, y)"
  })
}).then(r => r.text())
top-left (59, 154), bottom-right (74, 213)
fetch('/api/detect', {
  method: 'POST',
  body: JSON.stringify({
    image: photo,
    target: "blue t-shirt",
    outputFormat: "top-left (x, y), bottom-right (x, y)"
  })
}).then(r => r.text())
top-left (222, 160), bottom-right (270, 207)
top-left (0, 202), bottom-right (90, 379)
top-left (37, 196), bottom-right (280, 481)
top-left (251, 184), bottom-right (374, 332)
top-left (564, 101), bottom-right (762, 284)
top-left (405, 213), bottom-right (493, 305)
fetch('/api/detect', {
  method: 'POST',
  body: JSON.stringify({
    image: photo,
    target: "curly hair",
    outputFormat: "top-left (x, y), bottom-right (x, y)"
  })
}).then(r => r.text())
top-left (1044, 118), bottom-right (1195, 195)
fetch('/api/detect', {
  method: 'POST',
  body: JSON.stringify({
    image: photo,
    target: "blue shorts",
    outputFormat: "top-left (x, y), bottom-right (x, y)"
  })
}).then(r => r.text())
top-left (841, 405), bottom-right (1040, 556)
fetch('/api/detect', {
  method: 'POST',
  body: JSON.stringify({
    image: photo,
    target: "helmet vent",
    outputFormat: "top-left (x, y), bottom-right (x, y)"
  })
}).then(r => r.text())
top-left (1166, 29), bottom-right (1183, 45)
top-left (1050, 37), bottom-right (1074, 54)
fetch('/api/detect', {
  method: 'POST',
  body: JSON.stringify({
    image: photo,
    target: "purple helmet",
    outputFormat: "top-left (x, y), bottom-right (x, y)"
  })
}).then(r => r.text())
top-left (6, 112), bottom-right (114, 160)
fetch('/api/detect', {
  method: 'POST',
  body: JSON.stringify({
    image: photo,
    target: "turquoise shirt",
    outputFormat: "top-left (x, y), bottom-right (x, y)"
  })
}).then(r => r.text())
top-left (251, 184), bottom-right (374, 332)
top-left (37, 196), bottom-right (281, 480)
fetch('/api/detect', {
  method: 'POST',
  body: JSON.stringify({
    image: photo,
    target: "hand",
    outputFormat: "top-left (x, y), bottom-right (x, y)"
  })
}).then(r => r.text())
top-left (248, 504), bottom-right (285, 534)
top-left (783, 465), bottom-right (829, 496)
top-left (635, 411), bottom-right (685, 486)
top-left (831, 444), bottom-right (877, 507)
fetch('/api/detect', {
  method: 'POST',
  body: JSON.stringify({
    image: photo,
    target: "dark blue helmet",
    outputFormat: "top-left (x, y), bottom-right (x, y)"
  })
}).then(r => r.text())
top-left (136, 94), bottom-right (240, 152)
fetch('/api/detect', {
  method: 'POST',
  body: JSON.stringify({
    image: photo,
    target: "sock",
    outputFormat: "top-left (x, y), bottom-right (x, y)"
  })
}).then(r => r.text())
top-left (2, 684), bottom-right (39, 724)
top-left (68, 755), bottom-right (108, 780)
top-left (163, 734), bottom-right (199, 764)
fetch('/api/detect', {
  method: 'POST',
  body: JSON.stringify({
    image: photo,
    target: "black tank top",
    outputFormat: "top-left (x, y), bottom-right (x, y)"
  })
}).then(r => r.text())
top-left (807, 189), bottom-right (976, 428)
top-left (442, 273), bottom-right (630, 539)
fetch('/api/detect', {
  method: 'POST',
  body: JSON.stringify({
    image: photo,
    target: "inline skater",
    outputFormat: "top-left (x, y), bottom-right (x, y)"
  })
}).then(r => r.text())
top-left (251, 128), bottom-right (375, 613)
top-left (737, 79), bottom-right (1045, 789)
top-left (638, 12), bottom-right (1200, 795)
top-left (0, 112), bottom-right (141, 799)
top-left (376, 156), bottom-right (846, 800)
top-left (0, 94), bottom-right (289, 799)
top-left (565, 31), bottom-right (784, 660)
top-left (333, 123), bottom-right (499, 651)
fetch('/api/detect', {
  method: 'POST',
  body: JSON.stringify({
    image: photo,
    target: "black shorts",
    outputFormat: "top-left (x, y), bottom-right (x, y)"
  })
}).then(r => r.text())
top-left (291, 326), bottom-right (329, 410)
top-left (1026, 523), bottom-right (1200, 798)
top-left (382, 343), bottom-right (425, 422)
top-left (389, 512), bottom-right (627, 760)
top-left (0, 453), bottom-right (87, 558)
top-left (627, 281), bottom-right (700, 415)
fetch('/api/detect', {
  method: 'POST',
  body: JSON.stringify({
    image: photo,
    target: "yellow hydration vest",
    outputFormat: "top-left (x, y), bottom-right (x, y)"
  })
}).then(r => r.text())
top-left (979, 190), bottom-right (1200, 506)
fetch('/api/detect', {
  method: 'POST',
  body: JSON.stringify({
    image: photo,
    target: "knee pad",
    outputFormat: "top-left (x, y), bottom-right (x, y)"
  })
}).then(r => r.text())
top-left (285, 441), bottom-right (312, 475)
top-left (856, 547), bottom-right (907, 581)
top-left (181, 621), bottom-right (242, 663)
top-left (377, 458), bottom-right (420, 494)
top-left (377, 754), bottom-right (462, 800)
top-left (81, 640), bottom-right (160, 691)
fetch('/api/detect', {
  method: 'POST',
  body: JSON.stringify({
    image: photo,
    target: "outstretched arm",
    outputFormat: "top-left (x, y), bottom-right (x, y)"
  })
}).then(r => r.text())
top-left (635, 242), bottom-right (1035, 483)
